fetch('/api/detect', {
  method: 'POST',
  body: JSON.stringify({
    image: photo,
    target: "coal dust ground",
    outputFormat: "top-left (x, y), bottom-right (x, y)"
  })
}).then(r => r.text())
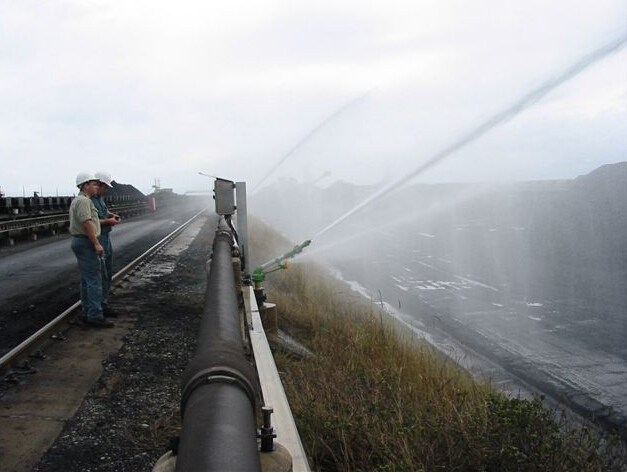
top-left (35, 219), bottom-right (214, 472)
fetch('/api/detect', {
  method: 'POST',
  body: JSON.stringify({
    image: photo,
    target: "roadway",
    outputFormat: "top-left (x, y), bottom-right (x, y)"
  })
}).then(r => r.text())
top-left (0, 197), bottom-right (208, 356)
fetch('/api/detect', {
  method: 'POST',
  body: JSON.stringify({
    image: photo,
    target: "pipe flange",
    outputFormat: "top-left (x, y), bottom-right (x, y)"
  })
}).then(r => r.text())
top-left (181, 365), bottom-right (258, 414)
top-left (215, 230), bottom-right (232, 241)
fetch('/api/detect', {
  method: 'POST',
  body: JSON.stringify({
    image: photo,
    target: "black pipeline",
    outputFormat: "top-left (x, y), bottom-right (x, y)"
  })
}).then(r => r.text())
top-left (176, 229), bottom-right (260, 472)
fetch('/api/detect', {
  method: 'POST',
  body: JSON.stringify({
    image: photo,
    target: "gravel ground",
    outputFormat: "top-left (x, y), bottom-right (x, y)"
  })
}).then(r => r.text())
top-left (36, 219), bottom-right (214, 472)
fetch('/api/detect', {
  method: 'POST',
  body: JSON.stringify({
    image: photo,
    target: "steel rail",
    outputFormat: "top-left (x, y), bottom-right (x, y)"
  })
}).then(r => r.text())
top-left (0, 208), bottom-right (207, 377)
top-left (112, 208), bottom-right (206, 281)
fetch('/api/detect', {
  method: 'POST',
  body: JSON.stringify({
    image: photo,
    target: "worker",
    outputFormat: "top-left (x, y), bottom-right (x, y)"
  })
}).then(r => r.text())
top-left (69, 172), bottom-right (113, 328)
top-left (93, 171), bottom-right (121, 317)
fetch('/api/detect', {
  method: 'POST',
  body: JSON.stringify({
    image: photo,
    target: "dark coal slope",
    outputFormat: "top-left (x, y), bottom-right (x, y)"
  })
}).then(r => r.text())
top-left (251, 161), bottom-right (627, 438)
top-left (252, 162), bottom-right (627, 313)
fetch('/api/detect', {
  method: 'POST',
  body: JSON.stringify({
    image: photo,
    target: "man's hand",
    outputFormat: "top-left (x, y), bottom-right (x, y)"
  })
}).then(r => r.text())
top-left (82, 219), bottom-right (102, 255)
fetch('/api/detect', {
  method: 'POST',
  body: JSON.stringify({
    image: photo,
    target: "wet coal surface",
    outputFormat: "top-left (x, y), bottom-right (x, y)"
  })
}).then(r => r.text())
top-left (35, 218), bottom-right (214, 472)
top-left (332, 216), bottom-right (627, 442)
top-left (250, 174), bottom-right (627, 442)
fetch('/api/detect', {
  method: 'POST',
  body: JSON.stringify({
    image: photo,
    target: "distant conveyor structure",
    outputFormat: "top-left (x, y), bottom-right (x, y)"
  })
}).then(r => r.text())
top-left (0, 190), bottom-right (148, 246)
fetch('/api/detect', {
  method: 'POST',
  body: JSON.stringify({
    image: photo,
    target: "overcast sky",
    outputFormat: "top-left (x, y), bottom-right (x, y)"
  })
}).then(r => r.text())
top-left (1, 1), bottom-right (625, 196)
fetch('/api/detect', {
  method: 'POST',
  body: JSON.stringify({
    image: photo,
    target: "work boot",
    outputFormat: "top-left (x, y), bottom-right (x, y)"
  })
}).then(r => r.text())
top-left (103, 306), bottom-right (118, 318)
top-left (84, 318), bottom-right (114, 328)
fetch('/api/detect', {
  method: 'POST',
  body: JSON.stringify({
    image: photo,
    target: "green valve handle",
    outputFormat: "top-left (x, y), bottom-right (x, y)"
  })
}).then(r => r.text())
top-left (252, 266), bottom-right (266, 283)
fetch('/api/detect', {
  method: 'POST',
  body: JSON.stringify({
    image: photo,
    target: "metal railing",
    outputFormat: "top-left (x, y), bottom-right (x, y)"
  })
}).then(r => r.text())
top-left (244, 284), bottom-right (310, 471)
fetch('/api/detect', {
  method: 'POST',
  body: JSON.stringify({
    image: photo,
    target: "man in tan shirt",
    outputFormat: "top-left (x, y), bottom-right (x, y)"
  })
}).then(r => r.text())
top-left (69, 172), bottom-right (113, 328)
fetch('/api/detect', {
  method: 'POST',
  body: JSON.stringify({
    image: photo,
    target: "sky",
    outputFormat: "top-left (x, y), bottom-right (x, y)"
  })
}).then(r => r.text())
top-left (0, 0), bottom-right (625, 197)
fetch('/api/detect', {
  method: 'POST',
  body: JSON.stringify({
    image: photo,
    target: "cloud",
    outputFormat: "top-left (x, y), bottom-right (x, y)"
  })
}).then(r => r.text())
top-left (0, 1), bottom-right (625, 196)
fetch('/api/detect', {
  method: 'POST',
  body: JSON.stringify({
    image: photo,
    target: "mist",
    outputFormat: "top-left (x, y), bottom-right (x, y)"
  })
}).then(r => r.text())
top-left (246, 34), bottom-right (627, 429)
top-left (1, 2), bottom-right (626, 196)
top-left (251, 159), bottom-right (627, 433)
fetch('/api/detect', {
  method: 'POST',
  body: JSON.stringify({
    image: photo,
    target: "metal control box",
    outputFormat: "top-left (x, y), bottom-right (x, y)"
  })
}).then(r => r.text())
top-left (214, 178), bottom-right (236, 215)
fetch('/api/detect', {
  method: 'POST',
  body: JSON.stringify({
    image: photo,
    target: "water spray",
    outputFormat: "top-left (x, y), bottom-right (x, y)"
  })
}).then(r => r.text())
top-left (314, 33), bottom-right (627, 240)
top-left (252, 89), bottom-right (375, 193)
top-left (303, 184), bottom-right (489, 259)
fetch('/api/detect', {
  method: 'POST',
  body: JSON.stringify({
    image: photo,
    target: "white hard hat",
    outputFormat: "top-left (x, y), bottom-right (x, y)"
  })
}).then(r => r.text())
top-left (95, 171), bottom-right (113, 188)
top-left (76, 172), bottom-right (97, 188)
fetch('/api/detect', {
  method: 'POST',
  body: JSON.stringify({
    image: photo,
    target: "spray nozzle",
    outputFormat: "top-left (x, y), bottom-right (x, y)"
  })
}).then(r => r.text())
top-left (252, 239), bottom-right (312, 283)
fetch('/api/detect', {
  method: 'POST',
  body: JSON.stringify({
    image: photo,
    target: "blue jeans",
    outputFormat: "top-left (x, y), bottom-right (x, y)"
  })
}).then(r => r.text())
top-left (98, 233), bottom-right (113, 306)
top-left (71, 236), bottom-right (104, 321)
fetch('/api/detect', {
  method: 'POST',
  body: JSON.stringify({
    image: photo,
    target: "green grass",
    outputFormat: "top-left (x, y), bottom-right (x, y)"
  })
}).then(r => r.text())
top-left (249, 217), bottom-right (624, 471)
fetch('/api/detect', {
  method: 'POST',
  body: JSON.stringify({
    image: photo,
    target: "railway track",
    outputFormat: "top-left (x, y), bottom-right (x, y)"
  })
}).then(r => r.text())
top-left (0, 209), bottom-right (206, 380)
top-left (0, 192), bottom-right (307, 471)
